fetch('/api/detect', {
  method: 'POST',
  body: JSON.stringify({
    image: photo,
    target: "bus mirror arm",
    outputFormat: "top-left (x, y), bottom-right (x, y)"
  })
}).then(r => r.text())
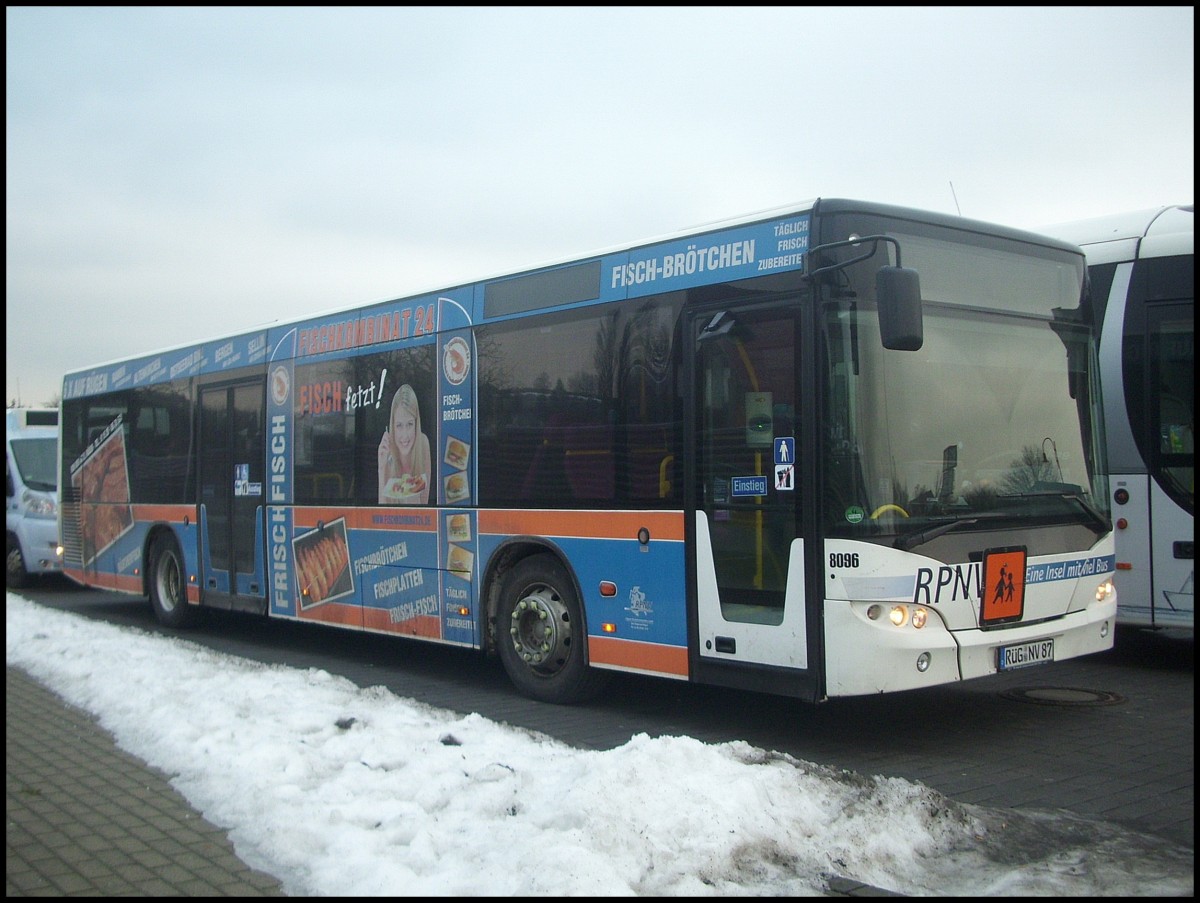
top-left (807, 234), bottom-right (904, 278)
top-left (807, 235), bottom-right (923, 352)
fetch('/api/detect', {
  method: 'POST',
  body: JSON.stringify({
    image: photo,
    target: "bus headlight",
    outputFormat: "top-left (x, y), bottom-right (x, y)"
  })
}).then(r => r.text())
top-left (867, 603), bottom-right (928, 628)
top-left (1095, 579), bottom-right (1115, 603)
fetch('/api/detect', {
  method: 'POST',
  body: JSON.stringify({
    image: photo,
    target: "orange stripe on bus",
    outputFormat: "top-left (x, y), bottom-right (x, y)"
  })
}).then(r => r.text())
top-left (478, 509), bottom-right (685, 542)
top-left (362, 608), bottom-right (443, 638)
top-left (588, 634), bottom-right (689, 677)
top-left (295, 602), bottom-right (363, 628)
top-left (292, 508), bottom-right (438, 532)
top-left (130, 504), bottom-right (196, 523)
top-left (62, 568), bottom-right (146, 597)
top-left (108, 572), bottom-right (143, 594)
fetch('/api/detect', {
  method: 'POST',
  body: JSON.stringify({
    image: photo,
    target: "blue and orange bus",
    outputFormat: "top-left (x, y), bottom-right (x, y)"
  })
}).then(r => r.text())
top-left (58, 198), bottom-right (1117, 703)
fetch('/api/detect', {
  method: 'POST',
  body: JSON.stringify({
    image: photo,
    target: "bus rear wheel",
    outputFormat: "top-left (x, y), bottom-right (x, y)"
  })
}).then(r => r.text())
top-left (149, 535), bottom-right (198, 628)
top-left (497, 554), bottom-right (608, 705)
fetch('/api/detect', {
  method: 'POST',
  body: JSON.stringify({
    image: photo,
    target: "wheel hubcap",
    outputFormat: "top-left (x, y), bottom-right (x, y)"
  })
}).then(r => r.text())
top-left (157, 556), bottom-right (181, 612)
top-left (509, 584), bottom-right (571, 675)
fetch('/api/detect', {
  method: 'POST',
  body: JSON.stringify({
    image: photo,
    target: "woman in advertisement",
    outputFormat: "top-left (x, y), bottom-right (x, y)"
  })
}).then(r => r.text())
top-left (378, 383), bottom-right (431, 504)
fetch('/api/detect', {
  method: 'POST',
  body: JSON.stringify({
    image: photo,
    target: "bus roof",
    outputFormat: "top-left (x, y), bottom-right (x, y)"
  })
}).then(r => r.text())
top-left (6, 407), bottom-right (59, 432)
top-left (61, 197), bottom-right (1085, 398)
top-left (1042, 204), bottom-right (1194, 265)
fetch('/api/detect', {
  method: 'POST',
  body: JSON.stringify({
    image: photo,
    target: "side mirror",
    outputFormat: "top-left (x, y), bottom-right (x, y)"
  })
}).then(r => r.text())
top-left (807, 236), bottom-right (923, 351)
top-left (877, 266), bottom-right (923, 351)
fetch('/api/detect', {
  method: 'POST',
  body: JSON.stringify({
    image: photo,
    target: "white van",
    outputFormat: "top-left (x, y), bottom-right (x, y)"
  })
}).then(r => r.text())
top-left (6, 407), bottom-right (63, 587)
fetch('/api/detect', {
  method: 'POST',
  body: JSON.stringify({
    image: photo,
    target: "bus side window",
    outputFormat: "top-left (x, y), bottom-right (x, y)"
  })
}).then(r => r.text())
top-left (624, 425), bottom-right (673, 500)
top-left (519, 414), bottom-right (570, 502)
top-left (563, 425), bottom-right (614, 501)
top-left (1161, 393), bottom-right (1194, 454)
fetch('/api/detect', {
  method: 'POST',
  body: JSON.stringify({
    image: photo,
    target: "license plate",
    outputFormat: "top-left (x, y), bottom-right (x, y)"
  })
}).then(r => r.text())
top-left (998, 638), bottom-right (1055, 671)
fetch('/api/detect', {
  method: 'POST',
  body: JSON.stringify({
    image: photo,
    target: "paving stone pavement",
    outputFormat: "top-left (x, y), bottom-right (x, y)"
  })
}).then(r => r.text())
top-left (6, 666), bottom-right (284, 897)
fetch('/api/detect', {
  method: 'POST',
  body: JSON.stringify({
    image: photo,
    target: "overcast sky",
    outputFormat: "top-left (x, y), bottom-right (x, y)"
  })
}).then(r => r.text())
top-left (6, 6), bottom-right (1194, 408)
top-left (8, 592), bottom-right (1194, 896)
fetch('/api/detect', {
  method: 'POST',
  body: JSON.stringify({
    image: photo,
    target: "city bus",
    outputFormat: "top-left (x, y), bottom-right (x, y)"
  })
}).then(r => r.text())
top-left (1044, 205), bottom-right (1193, 631)
top-left (58, 198), bottom-right (1117, 704)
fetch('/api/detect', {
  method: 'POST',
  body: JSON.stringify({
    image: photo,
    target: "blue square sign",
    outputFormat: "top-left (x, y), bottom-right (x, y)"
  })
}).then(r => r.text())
top-left (774, 437), bottom-right (795, 466)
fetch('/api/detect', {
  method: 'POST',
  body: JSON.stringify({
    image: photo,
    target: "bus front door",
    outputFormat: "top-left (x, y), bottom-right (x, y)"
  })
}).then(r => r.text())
top-left (690, 304), bottom-right (811, 673)
top-left (199, 380), bottom-right (267, 606)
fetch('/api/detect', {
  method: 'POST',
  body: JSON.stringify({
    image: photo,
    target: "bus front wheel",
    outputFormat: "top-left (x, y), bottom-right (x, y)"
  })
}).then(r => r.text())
top-left (497, 554), bottom-right (608, 705)
top-left (149, 535), bottom-right (199, 628)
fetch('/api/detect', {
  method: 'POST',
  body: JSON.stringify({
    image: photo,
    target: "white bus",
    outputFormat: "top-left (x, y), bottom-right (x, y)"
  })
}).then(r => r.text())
top-left (59, 198), bottom-right (1117, 704)
top-left (1045, 205), bottom-right (1193, 631)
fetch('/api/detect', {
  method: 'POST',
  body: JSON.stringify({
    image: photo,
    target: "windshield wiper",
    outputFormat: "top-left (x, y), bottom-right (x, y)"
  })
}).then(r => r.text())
top-left (995, 489), bottom-right (1111, 535)
top-left (893, 517), bottom-right (979, 552)
top-left (1044, 491), bottom-right (1111, 534)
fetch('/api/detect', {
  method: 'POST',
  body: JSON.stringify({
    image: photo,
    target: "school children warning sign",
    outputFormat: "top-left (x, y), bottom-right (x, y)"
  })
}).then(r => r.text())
top-left (981, 546), bottom-right (1027, 624)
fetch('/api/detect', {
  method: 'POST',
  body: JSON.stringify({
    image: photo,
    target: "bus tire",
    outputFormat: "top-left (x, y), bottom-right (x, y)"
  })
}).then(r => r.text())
top-left (149, 535), bottom-right (198, 628)
top-left (497, 553), bottom-right (609, 705)
top-left (7, 535), bottom-right (33, 588)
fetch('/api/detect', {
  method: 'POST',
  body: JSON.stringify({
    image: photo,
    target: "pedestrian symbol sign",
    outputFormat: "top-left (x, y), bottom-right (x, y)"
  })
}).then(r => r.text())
top-left (774, 437), bottom-right (794, 466)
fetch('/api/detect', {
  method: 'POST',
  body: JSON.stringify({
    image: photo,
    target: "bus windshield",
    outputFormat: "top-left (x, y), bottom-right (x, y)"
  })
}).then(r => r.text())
top-left (11, 437), bottom-right (59, 493)
top-left (820, 217), bottom-right (1110, 550)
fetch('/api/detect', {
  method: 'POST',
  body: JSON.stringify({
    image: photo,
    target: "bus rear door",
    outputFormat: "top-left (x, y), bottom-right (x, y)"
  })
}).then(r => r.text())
top-left (199, 379), bottom-right (267, 605)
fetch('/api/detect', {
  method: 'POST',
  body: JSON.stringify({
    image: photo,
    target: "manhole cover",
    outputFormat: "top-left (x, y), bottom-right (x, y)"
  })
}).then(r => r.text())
top-left (1001, 686), bottom-right (1126, 706)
